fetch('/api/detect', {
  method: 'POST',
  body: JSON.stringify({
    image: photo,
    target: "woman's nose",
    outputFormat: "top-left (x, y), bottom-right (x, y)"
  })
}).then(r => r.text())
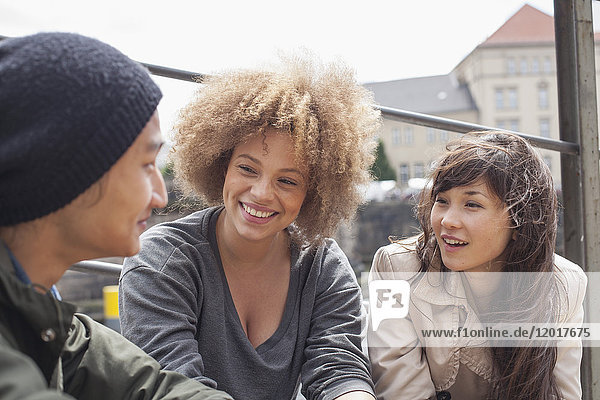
top-left (440, 207), bottom-right (461, 229)
top-left (251, 177), bottom-right (275, 202)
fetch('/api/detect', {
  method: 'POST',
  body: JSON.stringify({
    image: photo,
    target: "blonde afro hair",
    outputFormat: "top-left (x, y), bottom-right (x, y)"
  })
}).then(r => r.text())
top-left (172, 55), bottom-right (381, 244)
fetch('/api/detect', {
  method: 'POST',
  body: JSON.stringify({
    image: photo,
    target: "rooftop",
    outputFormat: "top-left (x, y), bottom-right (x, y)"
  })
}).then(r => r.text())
top-left (363, 74), bottom-right (477, 115)
top-left (481, 4), bottom-right (555, 47)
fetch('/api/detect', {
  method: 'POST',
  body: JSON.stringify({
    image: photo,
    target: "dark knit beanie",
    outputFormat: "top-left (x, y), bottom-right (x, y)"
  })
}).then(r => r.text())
top-left (0, 32), bottom-right (162, 226)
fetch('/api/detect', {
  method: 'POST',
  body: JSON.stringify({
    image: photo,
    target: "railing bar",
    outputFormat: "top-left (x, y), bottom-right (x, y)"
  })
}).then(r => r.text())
top-left (0, 34), bottom-right (579, 156)
top-left (377, 105), bottom-right (580, 155)
top-left (0, 35), bottom-right (205, 84)
top-left (141, 62), bottom-right (205, 83)
top-left (70, 260), bottom-right (122, 278)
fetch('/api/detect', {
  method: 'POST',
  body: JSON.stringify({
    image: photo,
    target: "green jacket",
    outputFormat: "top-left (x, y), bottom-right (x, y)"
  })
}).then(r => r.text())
top-left (0, 244), bottom-right (233, 400)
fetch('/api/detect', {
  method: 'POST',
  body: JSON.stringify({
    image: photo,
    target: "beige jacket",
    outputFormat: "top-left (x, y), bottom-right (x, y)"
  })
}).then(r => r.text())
top-left (367, 242), bottom-right (587, 400)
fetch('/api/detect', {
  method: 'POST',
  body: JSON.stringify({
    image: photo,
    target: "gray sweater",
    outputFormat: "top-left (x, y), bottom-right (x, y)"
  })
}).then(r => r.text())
top-left (119, 207), bottom-right (374, 400)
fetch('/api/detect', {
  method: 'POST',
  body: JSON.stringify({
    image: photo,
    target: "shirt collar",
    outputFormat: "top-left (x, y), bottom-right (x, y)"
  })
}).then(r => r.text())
top-left (1, 240), bottom-right (62, 300)
top-left (5, 243), bottom-right (32, 285)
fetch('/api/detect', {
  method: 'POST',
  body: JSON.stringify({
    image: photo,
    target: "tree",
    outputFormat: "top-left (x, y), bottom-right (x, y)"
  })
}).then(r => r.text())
top-left (370, 139), bottom-right (396, 181)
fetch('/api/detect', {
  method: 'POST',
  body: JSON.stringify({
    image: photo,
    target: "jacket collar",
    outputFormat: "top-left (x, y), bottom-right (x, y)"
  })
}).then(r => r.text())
top-left (0, 241), bottom-right (75, 383)
top-left (411, 262), bottom-right (469, 307)
top-left (0, 240), bottom-right (16, 277)
top-left (409, 259), bottom-right (494, 379)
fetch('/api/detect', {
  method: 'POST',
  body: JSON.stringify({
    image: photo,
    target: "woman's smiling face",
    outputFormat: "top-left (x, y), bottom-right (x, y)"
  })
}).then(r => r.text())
top-left (431, 178), bottom-right (515, 272)
top-left (221, 128), bottom-right (308, 244)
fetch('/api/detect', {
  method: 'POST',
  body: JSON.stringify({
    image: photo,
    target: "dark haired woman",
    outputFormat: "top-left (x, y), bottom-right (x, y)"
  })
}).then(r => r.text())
top-left (368, 132), bottom-right (586, 399)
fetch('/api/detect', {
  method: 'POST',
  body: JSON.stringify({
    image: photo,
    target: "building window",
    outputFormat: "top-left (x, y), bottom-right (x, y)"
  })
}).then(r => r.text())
top-left (414, 163), bottom-right (424, 179)
top-left (543, 57), bottom-right (552, 73)
top-left (496, 119), bottom-right (519, 132)
top-left (391, 128), bottom-right (401, 146)
top-left (540, 118), bottom-right (550, 138)
top-left (399, 164), bottom-right (410, 186)
top-left (538, 86), bottom-right (549, 109)
top-left (426, 127), bottom-right (436, 143)
top-left (508, 88), bottom-right (518, 110)
top-left (520, 58), bottom-right (528, 74)
top-left (532, 58), bottom-right (540, 73)
top-left (495, 88), bottom-right (504, 110)
top-left (507, 58), bottom-right (516, 75)
top-left (496, 88), bottom-right (518, 110)
top-left (543, 156), bottom-right (552, 171)
top-left (404, 127), bottom-right (414, 145)
top-left (439, 131), bottom-right (449, 142)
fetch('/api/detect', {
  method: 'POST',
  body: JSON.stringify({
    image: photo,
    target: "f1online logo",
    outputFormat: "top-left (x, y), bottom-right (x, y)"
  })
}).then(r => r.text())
top-left (368, 280), bottom-right (410, 331)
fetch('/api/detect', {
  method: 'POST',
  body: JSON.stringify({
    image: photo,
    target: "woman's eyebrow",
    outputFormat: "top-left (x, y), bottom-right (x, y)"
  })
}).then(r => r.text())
top-left (236, 153), bottom-right (305, 177)
top-left (464, 190), bottom-right (491, 199)
top-left (236, 154), bottom-right (261, 164)
top-left (279, 168), bottom-right (305, 177)
top-left (236, 153), bottom-right (304, 176)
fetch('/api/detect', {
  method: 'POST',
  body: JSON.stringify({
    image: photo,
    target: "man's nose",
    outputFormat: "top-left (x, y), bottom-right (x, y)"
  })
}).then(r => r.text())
top-left (151, 168), bottom-right (168, 209)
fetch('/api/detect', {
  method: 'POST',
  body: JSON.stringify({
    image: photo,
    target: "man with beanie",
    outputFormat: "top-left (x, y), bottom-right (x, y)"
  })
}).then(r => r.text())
top-left (0, 32), bottom-right (232, 399)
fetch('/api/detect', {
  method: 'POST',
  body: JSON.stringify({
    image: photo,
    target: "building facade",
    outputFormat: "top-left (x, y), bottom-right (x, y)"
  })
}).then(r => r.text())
top-left (365, 4), bottom-right (599, 188)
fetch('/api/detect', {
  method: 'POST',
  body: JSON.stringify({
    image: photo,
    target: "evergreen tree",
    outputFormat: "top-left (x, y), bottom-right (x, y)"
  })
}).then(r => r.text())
top-left (370, 139), bottom-right (396, 181)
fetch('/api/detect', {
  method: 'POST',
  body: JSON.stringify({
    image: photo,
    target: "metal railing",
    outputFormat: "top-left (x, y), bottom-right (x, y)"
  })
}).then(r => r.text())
top-left (70, 260), bottom-right (123, 278)
top-left (377, 106), bottom-right (580, 155)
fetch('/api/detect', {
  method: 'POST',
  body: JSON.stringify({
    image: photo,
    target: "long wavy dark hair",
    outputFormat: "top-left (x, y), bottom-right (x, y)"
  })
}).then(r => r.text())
top-left (415, 131), bottom-right (560, 399)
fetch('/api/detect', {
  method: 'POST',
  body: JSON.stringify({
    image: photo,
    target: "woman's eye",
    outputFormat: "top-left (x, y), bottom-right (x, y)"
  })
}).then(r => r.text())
top-left (466, 202), bottom-right (482, 208)
top-left (239, 165), bottom-right (256, 174)
top-left (434, 197), bottom-right (447, 205)
top-left (279, 178), bottom-right (297, 186)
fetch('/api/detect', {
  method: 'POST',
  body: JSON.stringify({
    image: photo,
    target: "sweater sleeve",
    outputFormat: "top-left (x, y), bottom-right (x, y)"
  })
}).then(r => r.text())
top-left (367, 245), bottom-right (436, 400)
top-left (60, 314), bottom-right (232, 400)
top-left (119, 232), bottom-right (216, 388)
top-left (300, 240), bottom-right (375, 400)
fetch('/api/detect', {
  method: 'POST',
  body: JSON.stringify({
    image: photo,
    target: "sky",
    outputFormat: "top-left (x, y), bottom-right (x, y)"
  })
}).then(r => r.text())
top-left (2, 0), bottom-right (599, 159)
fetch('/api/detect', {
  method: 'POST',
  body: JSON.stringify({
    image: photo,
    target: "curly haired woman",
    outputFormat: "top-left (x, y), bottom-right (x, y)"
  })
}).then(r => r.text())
top-left (368, 132), bottom-right (586, 400)
top-left (119, 56), bottom-right (380, 400)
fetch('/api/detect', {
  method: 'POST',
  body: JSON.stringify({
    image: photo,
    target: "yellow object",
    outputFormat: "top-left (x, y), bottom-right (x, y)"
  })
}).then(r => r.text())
top-left (103, 285), bottom-right (119, 319)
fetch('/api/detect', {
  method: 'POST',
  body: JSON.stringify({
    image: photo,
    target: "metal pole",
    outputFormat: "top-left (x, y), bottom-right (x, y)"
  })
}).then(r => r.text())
top-left (0, 35), bottom-right (205, 83)
top-left (555, 0), bottom-right (584, 265)
top-left (573, 0), bottom-right (600, 277)
top-left (141, 62), bottom-right (205, 83)
top-left (577, 0), bottom-right (600, 393)
top-left (557, 0), bottom-right (600, 398)
top-left (70, 260), bottom-right (122, 278)
top-left (554, 1), bottom-right (590, 397)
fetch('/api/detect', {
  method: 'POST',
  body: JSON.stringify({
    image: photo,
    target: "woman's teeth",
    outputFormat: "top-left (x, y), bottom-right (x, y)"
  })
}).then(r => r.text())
top-left (242, 203), bottom-right (275, 218)
top-left (444, 238), bottom-right (468, 245)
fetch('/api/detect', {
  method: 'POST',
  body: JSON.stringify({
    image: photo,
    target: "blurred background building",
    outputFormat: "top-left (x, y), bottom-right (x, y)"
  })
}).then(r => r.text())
top-left (364, 4), bottom-right (598, 190)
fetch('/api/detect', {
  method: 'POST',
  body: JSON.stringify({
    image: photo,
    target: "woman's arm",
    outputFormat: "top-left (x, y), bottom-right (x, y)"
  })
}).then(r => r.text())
top-left (119, 233), bottom-right (216, 387)
top-left (300, 240), bottom-right (375, 400)
top-left (334, 391), bottom-right (375, 400)
top-left (553, 256), bottom-right (587, 400)
top-left (367, 245), bottom-right (436, 400)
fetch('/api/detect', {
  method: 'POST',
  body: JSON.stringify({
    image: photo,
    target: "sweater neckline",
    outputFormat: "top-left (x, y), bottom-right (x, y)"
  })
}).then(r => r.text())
top-left (207, 206), bottom-right (300, 354)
